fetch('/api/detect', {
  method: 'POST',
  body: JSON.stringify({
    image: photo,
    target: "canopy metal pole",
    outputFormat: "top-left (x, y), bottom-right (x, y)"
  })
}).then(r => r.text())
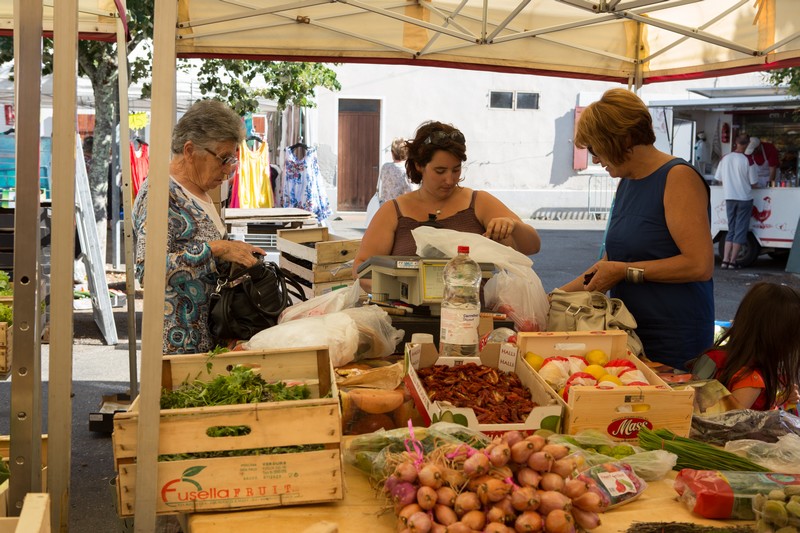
top-left (48, 0), bottom-right (78, 530)
top-left (9, 0), bottom-right (44, 511)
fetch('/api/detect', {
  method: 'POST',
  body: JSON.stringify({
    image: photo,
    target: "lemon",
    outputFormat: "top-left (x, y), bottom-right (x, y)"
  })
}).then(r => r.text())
top-left (584, 364), bottom-right (606, 380)
top-left (525, 351), bottom-right (545, 371)
top-left (585, 349), bottom-right (609, 366)
top-left (598, 374), bottom-right (623, 386)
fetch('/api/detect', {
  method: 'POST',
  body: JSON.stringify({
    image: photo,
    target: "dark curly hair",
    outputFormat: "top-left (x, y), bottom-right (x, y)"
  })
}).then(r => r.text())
top-left (405, 121), bottom-right (467, 184)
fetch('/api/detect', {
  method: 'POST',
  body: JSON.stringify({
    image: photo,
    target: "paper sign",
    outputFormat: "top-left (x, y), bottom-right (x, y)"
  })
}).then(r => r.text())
top-left (498, 343), bottom-right (518, 373)
top-left (553, 342), bottom-right (588, 352)
top-left (406, 342), bottom-right (421, 370)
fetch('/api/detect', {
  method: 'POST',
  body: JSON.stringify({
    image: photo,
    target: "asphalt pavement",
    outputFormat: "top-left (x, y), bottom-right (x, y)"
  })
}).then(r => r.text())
top-left (1, 214), bottom-right (797, 532)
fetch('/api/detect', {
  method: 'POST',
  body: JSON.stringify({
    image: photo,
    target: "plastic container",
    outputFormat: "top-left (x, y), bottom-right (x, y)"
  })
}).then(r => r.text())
top-left (439, 245), bottom-right (481, 357)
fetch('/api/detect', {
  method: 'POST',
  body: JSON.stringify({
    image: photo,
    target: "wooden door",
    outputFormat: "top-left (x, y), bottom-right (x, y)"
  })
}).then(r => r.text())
top-left (337, 99), bottom-right (380, 211)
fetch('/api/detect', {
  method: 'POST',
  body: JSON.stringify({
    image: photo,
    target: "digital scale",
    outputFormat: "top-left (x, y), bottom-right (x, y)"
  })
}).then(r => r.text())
top-left (356, 255), bottom-right (495, 314)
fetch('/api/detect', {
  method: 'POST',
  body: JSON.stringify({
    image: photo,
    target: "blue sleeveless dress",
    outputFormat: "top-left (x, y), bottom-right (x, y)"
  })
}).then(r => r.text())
top-left (606, 158), bottom-right (714, 370)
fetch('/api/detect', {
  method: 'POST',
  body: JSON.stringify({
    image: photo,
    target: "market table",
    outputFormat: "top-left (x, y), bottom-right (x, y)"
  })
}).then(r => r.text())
top-left (186, 439), bottom-right (754, 532)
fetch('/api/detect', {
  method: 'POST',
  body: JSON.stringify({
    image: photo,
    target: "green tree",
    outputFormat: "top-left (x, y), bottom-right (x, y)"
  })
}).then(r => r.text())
top-left (0, 1), bottom-right (339, 257)
top-left (767, 68), bottom-right (800, 96)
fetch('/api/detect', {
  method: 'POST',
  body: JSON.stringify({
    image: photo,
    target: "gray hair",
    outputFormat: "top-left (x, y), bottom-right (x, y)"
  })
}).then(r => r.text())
top-left (171, 99), bottom-right (245, 154)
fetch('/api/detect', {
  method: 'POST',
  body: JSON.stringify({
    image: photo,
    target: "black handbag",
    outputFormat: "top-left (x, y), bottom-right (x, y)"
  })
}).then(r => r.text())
top-left (208, 259), bottom-right (306, 342)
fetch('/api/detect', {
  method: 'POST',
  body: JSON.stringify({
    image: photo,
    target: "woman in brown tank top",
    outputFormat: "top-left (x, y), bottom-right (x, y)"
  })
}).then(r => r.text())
top-left (353, 121), bottom-right (541, 286)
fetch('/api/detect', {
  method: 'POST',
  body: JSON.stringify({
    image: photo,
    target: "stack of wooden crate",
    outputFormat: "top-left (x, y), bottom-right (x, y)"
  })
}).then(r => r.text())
top-left (276, 227), bottom-right (361, 299)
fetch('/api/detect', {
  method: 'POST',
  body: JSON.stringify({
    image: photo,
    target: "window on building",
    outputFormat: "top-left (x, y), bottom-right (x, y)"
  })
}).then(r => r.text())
top-left (489, 91), bottom-right (540, 110)
top-left (490, 91), bottom-right (514, 109)
top-left (516, 92), bottom-right (540, 110)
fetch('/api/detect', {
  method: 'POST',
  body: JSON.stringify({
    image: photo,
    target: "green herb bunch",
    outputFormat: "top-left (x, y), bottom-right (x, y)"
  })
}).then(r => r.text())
top-left (160, 365), bottom-right (311, 409)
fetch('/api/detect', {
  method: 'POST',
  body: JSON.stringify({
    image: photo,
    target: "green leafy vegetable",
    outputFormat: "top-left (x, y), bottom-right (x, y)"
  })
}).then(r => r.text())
top-left (160, 364), bottom-right (311, 409)
top-left (0, 303), bottom-right (11, 324)
top-left (0, 270), bottom-right (11, 295)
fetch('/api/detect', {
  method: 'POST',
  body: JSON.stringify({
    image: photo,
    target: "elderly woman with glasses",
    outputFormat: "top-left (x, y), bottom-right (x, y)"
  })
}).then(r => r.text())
top-left (561, 88), bottom-right (714, 372)
top-left (354, 120), bottom-right (541, 283)
top-left (133, 99), bottom-right (266, 354)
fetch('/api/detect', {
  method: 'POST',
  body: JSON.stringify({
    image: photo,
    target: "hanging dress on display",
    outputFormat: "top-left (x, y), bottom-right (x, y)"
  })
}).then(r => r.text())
top-left (227, 165), bottom-right (241, 208)
top-left (282, 145), bottom-right (331, 223)
top-left (130, 140), bottom-right (149, 199)
top-left (237, 139), bottom-right (274, 208)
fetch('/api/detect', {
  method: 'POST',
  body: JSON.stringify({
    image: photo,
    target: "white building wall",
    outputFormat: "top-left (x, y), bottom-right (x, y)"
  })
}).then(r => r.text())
top-left (310, 64), bottom-right (769, 217)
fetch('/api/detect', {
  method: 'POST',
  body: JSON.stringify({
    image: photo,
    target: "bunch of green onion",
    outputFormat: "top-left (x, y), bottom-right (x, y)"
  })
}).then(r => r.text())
top-left (638, 427), bottom-right (769, 472)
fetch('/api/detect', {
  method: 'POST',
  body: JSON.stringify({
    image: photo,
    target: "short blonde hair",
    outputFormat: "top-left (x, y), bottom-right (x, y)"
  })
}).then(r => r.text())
top-left (575, 89), bottom-right (656, 166)
top-left (390, 138), bottom-right (408, 161)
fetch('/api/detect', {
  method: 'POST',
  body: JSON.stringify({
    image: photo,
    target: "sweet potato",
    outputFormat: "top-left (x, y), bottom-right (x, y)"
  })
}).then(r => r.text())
top-left (349, 389), bottom-right (405, 414)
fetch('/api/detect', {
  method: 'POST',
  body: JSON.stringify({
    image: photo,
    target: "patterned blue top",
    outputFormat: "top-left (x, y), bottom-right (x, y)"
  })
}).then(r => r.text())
top-left (133, 178), bottom-right (226, 354)
top-left (281, 146), bottom-right (331, 222)
top-left (606, 158), bottom-right (714, 370)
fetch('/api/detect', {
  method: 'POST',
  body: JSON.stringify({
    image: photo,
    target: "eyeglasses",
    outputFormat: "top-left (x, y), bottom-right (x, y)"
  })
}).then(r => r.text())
top-left (423, 130), bottom-right (466, 146)
top-left (204, 147), bottom-right (239, 167)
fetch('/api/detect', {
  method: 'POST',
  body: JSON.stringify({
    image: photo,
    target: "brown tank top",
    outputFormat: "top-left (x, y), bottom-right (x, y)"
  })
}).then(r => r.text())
top-left (390, 190), bottom-right (486, 256)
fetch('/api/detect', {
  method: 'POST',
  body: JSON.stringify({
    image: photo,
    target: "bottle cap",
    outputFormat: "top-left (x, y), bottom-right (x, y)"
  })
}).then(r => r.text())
top-left (457, 245), bottom-right (469, 254)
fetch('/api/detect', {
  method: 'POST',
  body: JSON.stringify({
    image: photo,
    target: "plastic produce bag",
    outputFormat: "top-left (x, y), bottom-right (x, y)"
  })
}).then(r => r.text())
top-left (410, 226), bottom-right (548, 331)
top-left (724, 433), bottom-right (800, 474)
top-left (575, 461), bottom-right (647, 510)
top-left (340, 305), bottom-right (405, 359)
top-left (278, 282), bottom-right (361, 323)
top-left (245, 312), bottom-right (360, 366)
top-left (690, 408), bottom-right (800, 446)
top-left (550, 430), bottom-right (677, 481)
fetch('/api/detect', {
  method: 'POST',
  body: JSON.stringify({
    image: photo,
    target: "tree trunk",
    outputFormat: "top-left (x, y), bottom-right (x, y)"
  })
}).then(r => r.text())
top-left (88, 72), bottom-right (117, 264)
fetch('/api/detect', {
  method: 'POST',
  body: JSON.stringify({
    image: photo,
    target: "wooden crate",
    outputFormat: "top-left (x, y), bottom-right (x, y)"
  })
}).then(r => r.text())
top-left (0, 323), bottom-right (10, 376)
top-left (0, 492), bottom-right (50, 532)
top-left (517, 330), bottom-right (695, 442)
top-left (277, 228), bottom-right (359, 296)
top-left (112, 347), bottom-right (343, 517)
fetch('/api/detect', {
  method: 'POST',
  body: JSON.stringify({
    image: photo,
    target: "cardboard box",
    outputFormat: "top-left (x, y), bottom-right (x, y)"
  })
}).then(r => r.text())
top-left (517, 330), bottom-right (694, 442)
top-left (404, 342), bottom-right (563, 435)
top-left (112, 346), bottom-right (343, 516)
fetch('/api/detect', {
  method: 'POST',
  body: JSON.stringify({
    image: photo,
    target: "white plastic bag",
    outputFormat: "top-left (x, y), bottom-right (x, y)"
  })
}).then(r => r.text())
top-left (410, 226), bottom-right (548, 331)
top-left (245, 312), bottom-right (360, 367)
top-left (278, 282), bottom-right (361, 323)
top-left (365, 192), bottom-right (380, 227)
top-left (341, 306), bottom-right (405, 359)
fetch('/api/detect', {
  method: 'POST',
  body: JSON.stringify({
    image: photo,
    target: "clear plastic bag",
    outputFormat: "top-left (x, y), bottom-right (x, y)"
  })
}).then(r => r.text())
top-left (410, 226), bottom-right (549, 331)
top-left (690, 408), bottom-right (800, 446)
top-left (549, 430), bottom-right (677, 481)
top-left (724, 433), bottom-right (800, 474)
top-left (340, 305), bottom-right (405, 360)
top-left (575, 461), bottom-right (647, 509)
top-left (278, 282), bottom-right (361, 323)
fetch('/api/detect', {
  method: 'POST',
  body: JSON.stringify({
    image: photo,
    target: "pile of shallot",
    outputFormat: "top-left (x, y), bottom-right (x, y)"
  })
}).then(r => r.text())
top-left (384, 430), bottom-right (605, 533)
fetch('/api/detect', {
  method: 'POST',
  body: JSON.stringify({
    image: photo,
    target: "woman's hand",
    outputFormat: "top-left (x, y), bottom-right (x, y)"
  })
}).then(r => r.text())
top-left (210, 240), bottom-right (266, 268)
top-left (581, 261), bottom-right (627, 293)
top-left (484, 217), bottom-right (516, 243)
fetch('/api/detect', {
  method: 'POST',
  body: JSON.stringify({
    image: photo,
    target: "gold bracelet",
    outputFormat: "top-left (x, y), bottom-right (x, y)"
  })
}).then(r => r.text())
top-left (626, 266), bottom-right (645, 284)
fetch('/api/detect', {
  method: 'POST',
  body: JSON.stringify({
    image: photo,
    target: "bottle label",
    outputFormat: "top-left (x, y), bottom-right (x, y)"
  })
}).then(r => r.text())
top-left (440, 307), bottom-right (480, 345)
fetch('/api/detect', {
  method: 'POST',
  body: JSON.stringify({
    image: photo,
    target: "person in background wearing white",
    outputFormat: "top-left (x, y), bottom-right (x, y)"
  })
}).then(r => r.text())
top-left (715, 134), bottom-right (759, 270)
top-left (377, 138), bottom-right (413, 205)
top-left (745, 136), bottom-right (780, 188)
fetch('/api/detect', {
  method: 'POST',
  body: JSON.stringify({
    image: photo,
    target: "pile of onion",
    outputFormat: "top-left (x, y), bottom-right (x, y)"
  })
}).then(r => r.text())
top-left (385, 430), bottom-right (605, 532)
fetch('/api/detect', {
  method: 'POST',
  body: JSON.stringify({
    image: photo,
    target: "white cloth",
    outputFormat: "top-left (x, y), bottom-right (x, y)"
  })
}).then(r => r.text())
top-left (752, 145), bottom-right (774, 188)
top-left (714, 152), bottom-right (757, 201)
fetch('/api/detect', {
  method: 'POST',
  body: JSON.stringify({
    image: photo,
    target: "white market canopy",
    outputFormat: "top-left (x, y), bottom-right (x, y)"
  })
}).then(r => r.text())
top-left (174, 0), bottom-right (800, 87)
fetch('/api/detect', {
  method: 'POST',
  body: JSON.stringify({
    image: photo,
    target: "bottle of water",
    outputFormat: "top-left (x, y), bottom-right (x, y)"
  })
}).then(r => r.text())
top-left (439, 245), bottom-right (481, 357)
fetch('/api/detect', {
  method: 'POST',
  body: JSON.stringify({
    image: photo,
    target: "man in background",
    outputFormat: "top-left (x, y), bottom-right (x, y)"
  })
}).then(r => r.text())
top-left (715, 134), bottom-right (758, 269)
top-left (745, 137), bottom-right (780, 188)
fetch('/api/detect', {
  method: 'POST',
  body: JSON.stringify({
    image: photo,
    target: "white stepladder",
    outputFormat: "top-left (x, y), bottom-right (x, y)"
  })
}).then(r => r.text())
top-left (74, 134), bottom-right (118, 345)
